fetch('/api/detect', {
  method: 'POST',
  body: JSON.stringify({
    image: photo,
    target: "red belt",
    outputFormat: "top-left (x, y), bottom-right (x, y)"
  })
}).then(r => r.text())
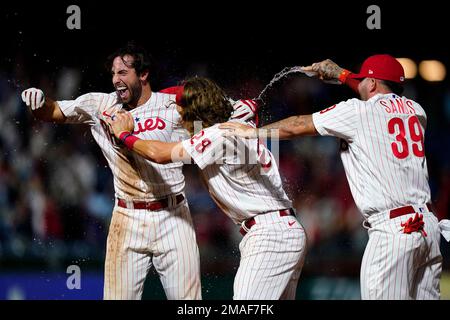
top-left (117, 194), bottom-right (185, 210)
top-left (389, 203), bottom-right (432, 219)
top-left (239, 208), bottom-right (296, 236)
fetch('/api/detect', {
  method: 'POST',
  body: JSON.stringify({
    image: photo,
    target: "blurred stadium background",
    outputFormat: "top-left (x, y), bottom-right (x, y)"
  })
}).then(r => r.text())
top-left (0, 1), bottom-right (449, 299)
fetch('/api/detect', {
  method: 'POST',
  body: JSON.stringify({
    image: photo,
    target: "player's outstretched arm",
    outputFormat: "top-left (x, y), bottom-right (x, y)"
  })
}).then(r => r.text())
top-left (263, 115), bottom-right (318, 138)
top-left (220, 122), bottom-right (258, 138)
top-left (21, 88), bottom-right (66, 123)
top-left (221, 114), bottom-right (318, 140)
top-left (107, 111), bottom-right (191, 164)
top-left (125, 138), bottom-right (187, 164)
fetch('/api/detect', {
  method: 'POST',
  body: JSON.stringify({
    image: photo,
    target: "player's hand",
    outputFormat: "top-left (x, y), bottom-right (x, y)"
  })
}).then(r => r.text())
top-left (219, 122), bottom-right (258, 139)
top-left (107, 111), bottom-right (135, 139)
top-left (302, 59), bottom-right (344, 82)
top-left (21, 88), bottom-right (45, 110)
top-left (300, 65), bottom-right (318, 77)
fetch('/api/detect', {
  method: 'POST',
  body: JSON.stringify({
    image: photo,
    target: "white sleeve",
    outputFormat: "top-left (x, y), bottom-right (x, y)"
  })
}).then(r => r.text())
top-left (181, 126), bottom-right (227, 170)
top-left (57, 92), bottom-right (114, 124)
top-left (312, 98), bottom-right (359, 141)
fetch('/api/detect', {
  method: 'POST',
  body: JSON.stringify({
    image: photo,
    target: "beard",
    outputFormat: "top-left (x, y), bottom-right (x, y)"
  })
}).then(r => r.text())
top-left (117, 82), bottom-right (142, 107)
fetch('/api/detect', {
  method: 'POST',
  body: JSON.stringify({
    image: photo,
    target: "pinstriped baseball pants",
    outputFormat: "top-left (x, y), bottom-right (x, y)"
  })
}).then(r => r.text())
top-left (233, 211), bottom-right (307, 300)
top-left (361, 211), bottom-right (442, 300)
top-left (103, 200), bottom-right (201, 300)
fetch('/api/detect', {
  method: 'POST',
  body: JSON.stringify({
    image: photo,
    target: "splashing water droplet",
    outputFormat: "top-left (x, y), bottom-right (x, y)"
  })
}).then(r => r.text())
top-left (255, 66), bottom-right (340, 104)
top-left (255, 66), bottom-right (307, 104)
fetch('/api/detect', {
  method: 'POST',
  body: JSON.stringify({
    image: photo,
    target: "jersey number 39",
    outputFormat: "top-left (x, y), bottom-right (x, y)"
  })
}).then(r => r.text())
top-left (388, 115), bottom-right (424, 159)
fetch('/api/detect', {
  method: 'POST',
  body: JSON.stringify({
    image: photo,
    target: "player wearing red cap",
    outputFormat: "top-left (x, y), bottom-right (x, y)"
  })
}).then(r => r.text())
top-left (221, 54), bottom-right (450, 300)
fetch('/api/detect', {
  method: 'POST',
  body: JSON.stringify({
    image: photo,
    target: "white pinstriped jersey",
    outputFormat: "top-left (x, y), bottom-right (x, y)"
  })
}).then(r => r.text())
top-left (312, 93), bottom-right (431, 218)
top-left (57, 93), bottom-right (258, 201)
top-left (58, 92), bottom-right (187, 201)
top-left (182, 124), bottom-right (292, 224)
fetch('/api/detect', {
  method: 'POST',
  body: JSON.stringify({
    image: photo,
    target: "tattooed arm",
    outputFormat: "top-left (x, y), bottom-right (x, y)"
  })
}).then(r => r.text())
top-left (303, 59), bottom-right (360, 93)
top-left (220, 115), bottom-right (317, 140)
top-left (262, 114), bottom-right (318, 138)
top-left (313, 59), bottom-right (345, 80)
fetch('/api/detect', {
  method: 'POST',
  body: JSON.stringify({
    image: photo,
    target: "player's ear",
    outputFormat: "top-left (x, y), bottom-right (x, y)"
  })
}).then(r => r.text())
top-left (140, 70), bottom-right (149, 83)
top-left (369, 78), bottom-right (377, 92)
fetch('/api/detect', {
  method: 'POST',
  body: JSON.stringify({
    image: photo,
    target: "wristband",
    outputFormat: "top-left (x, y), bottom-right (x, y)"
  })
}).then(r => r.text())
top-left (338, 69), bottom-right (351, 84)
top-left (119, 132), bottom-right (139, 150)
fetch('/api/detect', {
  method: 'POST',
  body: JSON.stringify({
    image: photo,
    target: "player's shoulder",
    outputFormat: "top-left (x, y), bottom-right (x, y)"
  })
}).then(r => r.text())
top-left (202, 123), bottom-right (222, 135)
top-left (359, 94), bottom-right (392, 112)
top-left (87, 91), bottom-right (117, 99)
top-left (196, 124), bottom-right (230, 142)
top-left (152, 91), bottom-right (177, 109)
top-left (341, 97), bottom-right (363, 107)
top-left (60, 91), bottom-right (110, 101)
top-left (84, 91), bottom-right (119, 104)
top-left (156, 91), bottom-right (176, 99)
top-left (316, 98), bottom-right (360, 115)
top-left (63, 91), bottom-right (119, 110)
top-left (403, 96), bottom-right (426, 115)
top-left (333, 97), bottom-right (362, 113)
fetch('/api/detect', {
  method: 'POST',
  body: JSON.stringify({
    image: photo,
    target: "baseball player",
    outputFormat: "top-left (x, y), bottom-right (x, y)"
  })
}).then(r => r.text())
top-left (220, 54), bottom-right (450, 300)
top-left (20, 43), bottom-right (204, 300)
top-left (107, 77), bottom-right (307, 300)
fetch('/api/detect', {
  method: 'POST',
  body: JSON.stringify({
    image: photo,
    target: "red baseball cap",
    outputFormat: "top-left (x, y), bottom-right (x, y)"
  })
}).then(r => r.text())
top-left (349, 54), bottom-right (405, 84)
top-left (159, 85), bottom-right (185, 106)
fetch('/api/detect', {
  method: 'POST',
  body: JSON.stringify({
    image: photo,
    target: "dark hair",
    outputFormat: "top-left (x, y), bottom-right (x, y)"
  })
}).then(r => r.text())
top-left (380, 80), bottom-right (404, 95)
top-left (105, 41), bottom-right (154, 76)
top-left (178, 77), bottom-right (233, 133)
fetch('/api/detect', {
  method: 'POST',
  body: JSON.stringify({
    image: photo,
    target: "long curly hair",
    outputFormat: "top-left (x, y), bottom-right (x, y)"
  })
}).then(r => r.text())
top-left (178, 77), bottom-right (233, 134)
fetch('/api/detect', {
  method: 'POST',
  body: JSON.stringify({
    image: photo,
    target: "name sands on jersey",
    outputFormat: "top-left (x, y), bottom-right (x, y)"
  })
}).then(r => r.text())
top-left (322, 97), bottom-right (417, 116)
top-left (380, 97), bottom-right (416, 115)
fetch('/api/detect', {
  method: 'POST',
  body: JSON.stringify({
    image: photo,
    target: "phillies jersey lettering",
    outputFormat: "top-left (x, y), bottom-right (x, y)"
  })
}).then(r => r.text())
top-left (58, 91), bottom-right (186, 200)
top-left (312, 93), bottom-right (430, 218)
top-left (134, 117), bottom-right (166, 134)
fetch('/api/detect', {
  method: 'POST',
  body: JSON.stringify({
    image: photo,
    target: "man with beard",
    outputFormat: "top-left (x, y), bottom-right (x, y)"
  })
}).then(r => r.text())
top-left (21, 42), bottom-right (202, 300)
